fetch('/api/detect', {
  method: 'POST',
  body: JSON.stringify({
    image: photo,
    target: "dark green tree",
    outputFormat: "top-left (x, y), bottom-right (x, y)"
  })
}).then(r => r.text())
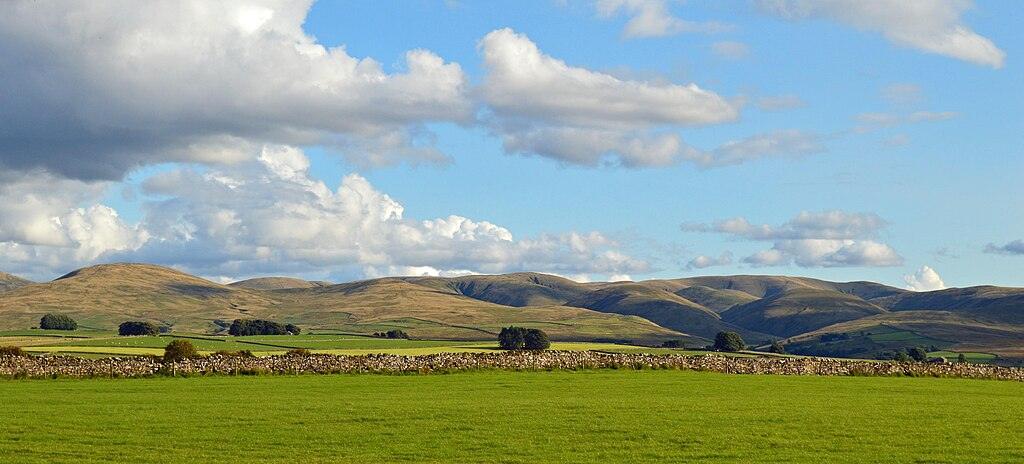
top-left (163, 340), bottom-right (198, 363)
top-left (713, 331), bottom-right (745, 352)
top-left (284, 324), bottom-right (301, 335)
top-left (957, 353), bottom-right (967, 363)
top-left (908, 346), bottom-right (929, 362)
top-left (39, 313), bottom-right (77, 331)
top-left (118, 321), bottom-right (159, 336)
top-left (228, 319), bottom-right (287, 336)
top-left (523, 329), bottom-right (550, 350)
top-left (498, 327), bottom-right (526, 350)
top-left (769, 340), bottom-right (786, 354)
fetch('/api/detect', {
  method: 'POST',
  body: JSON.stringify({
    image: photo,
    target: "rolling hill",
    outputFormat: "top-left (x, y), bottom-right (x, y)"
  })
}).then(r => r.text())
top-left (1, 263), bottom-right (1023, 360)
top-left (0, 272), bottom-right (32, 293)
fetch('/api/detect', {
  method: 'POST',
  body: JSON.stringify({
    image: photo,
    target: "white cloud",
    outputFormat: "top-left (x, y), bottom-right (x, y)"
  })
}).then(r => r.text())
top-left (711, 41), bottom-right (751, 60)
top-left (692, 130), bottom-right (825, 168)
top-left (904, 265), bottom-right (947, 291)
top-left (0, 0), bottom-right (471, 180)
top-left (758, 0), bottom-right (1005, 68)
top-left (686, 251), bottom-right (734, 270)
top-left (684, 211), bottom-right (903, 268)
top-left (478, 28), bottom-right (739, 167)
top-left (596, 0), bottom-right (731, 38)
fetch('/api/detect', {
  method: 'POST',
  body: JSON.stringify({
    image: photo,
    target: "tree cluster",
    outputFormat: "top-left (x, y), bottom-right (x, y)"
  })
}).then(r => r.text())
top-left (163, 340), bottom-right (198, 362)
top-left (118, 321), bottom-right (159, 336)
top-left (498, 327), bottom-right (550, 350)
top-left (713, 331), bottom-right (746, 352)
top-left (372, 330), bottom-right (409, 339)
top-left (39, 313), bottom-right (78, 331)
top-left (228, 319), bottom-right (300, 336)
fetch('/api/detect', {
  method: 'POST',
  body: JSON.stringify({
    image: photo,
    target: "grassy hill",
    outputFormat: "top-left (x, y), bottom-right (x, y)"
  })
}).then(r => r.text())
top-left (0, 264), bottom-right (681, 343)
top-left (721, 287), bottom-right (889, 338)
top-left (0, 272), bottom-right (32, 293)
top-left (229, 277), bottom-right (330, 290)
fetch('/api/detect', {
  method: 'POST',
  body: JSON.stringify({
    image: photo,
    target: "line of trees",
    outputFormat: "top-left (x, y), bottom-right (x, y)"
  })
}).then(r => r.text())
top-left (498, 327), bottom-right (550, 350)
top-left (372, 330), bottom-right (409, 339)
top-left (228, 319), bottom-right (300, 336)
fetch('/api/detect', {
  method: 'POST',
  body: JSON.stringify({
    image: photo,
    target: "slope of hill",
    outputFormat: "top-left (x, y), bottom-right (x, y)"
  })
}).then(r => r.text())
top-left (0, 272), bottom-right (33, 293)
top-left (229, 277), bottom-right (329, 290)
top-left (404, 272), bottom-right (594, 307)
top-left (873, 286), bottom-right (1024, 325)
top-left (0, 264), bottom-right (682, 343)
top-left (564, 283), bottom-right (765, 341)
top-left (672, 286), bottom-right (759, 313)
top-left (721, 287), bottom-right (888, 338)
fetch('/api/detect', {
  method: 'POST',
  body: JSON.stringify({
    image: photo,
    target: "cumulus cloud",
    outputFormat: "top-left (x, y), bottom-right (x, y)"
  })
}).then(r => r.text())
top-left (480, 28), bottom-right (817, 168)
top-left (596, 0), bottom-right (731, 38)
top-left (686, 251), bottom-right (734, 270)
top-left (0, 0), bottom-right (471, 180)
top-left (985, 240), bottom-right (1024, 256)
top-left (683, 211), bottom-right (903, 268)
top-left (904, 265), bottom-right (948, 291)
top-left (0, 145), bottom-right (651, 281)
top-left (758, 0), bottom-right (1005, 68)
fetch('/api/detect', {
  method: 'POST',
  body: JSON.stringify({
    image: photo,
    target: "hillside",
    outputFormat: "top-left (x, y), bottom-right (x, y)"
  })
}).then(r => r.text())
top-left (0, 264), bottom-right (682, 343)
top-left (229, 277), bottom-right (330, 290)
top-left (0, 272), bottom-right (32, 293)
top-left (721, 287), bottom-right (889, 338)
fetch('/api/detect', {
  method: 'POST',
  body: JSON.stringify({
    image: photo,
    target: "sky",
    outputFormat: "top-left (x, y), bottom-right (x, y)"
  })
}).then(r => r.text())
top-left (0, 0), bottom-right (1020, 289)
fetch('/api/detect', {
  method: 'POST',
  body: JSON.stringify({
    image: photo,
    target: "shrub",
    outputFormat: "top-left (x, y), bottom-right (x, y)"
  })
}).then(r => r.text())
top-left (0, 345), bottom-right (28, 357)
top-left (213, 349), bottom-right (255, 357)
top-left (286, 348), bottom-right (311, 357)
top-left (908, 346), bottom-right (929, 362)
top-left (228, 319), bottom-right (287, 336)
top-left (523, 329), bottom-right (550, 350)
top-left (118, 321), bottom-right (159, 336)
top-left (957, 353), bottom-right (967, 363)
top-left (284, 324), bottom-right (301, 335)
top-left (769, 341), bottom-right (786, 354)
top-left (498, 327), bottom-right (526, 350)
top-left (894, 351), bottom-right (911, 362)
top-left (386, 329), bottom-right (408, 339)
top-left (163, 340), bottom-right (198, 363)
top-left (661, 340), bottom-right (684, 348)
top-left (713, 331), bottom-right (745, 352)
top-left (39, 313), bottom-right (77, 331)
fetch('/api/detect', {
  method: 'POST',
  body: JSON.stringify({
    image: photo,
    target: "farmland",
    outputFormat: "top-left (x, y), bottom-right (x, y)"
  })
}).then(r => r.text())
top-left (0, 370), bottom-right (1022, 463)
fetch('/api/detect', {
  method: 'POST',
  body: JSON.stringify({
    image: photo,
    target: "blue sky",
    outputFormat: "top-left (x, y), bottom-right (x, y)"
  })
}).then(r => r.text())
top-left (1, 1), bottom-right (1021, 287)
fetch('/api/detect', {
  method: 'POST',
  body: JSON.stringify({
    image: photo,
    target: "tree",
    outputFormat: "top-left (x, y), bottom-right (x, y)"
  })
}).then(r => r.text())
top-left (0, 346), bottom-right (28, 357)
top-left (385, 329), bottom-right (409, 339)
top-left (284, 324), bottom-right (301, 335)
top-left (713, 331), bottom-right (745, 352)
top-left (163, 340), bottom-right (198, 363)
top-left (228, 319), bottom-right (287, 336)
top-left (523, 329), bottom-right (550, 350)
top-left (957, 353), bottom-right (967, 363)
top-left (39, 313), bottom-right (77, 331)
top-left (661, 340), bottom-right (684, 349)
top-left (118, 321), bottom-right (159, 336)
top-left (769, 341), bottom-right (786, 354)
top-left (894, 351), bottom-right (911, 362)
top-left (498, 327), bottom-right (526, 350)
top-left (908, 346), bottom-right (928, 362)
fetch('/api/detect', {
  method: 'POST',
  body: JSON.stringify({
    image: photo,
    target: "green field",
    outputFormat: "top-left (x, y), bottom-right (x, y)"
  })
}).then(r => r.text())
top-left (0, 370), bottom-right (1021, 463)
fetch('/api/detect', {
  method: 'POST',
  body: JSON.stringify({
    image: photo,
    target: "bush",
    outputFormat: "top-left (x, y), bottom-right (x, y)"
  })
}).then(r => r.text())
top-left (661, 340), bottom-right (684, 348)
top-left (769, 341), bottom-right (786, 354)
top-left (957, 353), bottom-right (967, 363)
top-left (213, 349), bottom-right (255, 357)
top-left (0, 345), bottom-right (28, 357)
top-left (908, 346), bottom-right (929, 362)
top-left (713, 331), bottom-right (745, 352)
top-left (286, 348), bottom-right (311, 357)
top-left (498, 327), bottom-right (549, 350)
top-left (163, 340), bottom-right (198, 363)
top-left (523, 329), bottom-right (550, 350)
top-left (118, 321), bottom-right (159, 336)
top-left (228, 319), bottom-right (288, 336)
top-left (39, 313), bottom-right (77, 331)
top-left (284, 324), bottom-right (301, 335)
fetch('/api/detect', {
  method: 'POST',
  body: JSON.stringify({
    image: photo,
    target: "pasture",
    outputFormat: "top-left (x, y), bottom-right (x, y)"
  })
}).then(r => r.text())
top-left (0, 370), bottom-right (1022, 463)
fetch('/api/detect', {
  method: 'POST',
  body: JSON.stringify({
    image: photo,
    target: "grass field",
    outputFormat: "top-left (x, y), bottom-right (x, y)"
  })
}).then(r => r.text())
top-left (0, 370), bottom-right (1022, 463)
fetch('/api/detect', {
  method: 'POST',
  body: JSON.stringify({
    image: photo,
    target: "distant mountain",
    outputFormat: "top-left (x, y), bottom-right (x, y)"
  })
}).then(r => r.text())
top-left (2, 263), bottom-right (1023, 361)
top-left (0, 272), bottom-right (32, 293)
top-left (229, 277), bottom-right (330, 290)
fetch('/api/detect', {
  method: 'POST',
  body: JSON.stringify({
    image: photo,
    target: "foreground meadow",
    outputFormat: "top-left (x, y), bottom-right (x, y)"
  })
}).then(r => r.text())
top-left (1, 370), bottom-right (1022, 463)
